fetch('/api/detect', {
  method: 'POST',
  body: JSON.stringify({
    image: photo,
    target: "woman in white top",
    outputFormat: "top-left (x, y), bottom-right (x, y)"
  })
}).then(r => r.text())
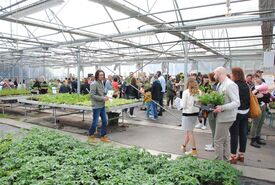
top-left (181, 78), bottom-right (200, 156)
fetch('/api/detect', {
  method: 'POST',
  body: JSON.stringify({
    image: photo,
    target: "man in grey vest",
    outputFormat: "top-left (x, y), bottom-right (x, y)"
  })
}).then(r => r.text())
top-left (213, 67), bottom-right (240, 161)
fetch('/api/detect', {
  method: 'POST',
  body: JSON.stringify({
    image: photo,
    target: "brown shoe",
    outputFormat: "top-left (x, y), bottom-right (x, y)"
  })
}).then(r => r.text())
top-left (230, 155), bottom-right (238, 164)
top-left (88, 135), bottom-right (96, 143)
top-left (100, 135), bottom-right (111, 143)
top-left (237, 154), bottom-right (244, 162)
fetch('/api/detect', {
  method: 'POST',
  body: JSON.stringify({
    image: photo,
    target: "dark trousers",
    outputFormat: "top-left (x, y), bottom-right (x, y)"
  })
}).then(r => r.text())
top-left (123, 95), bottom-right (135, 115)
top-left (180, 91), bottom-right (183, 99)
top-left (229, 113), bottom-right (249, 154)
top-left (158, 92), bottom-right (164, 114)
top-left (89, 107), bottom-right (108, 136)
top-left (166, 95), bottom-right (174, 106)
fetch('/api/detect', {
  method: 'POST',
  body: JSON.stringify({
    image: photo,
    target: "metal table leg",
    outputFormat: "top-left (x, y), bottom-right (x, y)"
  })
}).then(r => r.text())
top-left (121, 110), bottom-right (124, 124)
top-left (24, 104), bottom-right (27, 119)
top-left (53, 107), bottom-right (57, 125)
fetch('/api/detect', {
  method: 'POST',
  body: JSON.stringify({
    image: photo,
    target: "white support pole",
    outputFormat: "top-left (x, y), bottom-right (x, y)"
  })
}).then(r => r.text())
top-left (12, 65), bottom-right (15, 79)
top-left (19, 55), bottom-right (23, 83)
top-left (67, 67), bottom-right (70, 77)
top-left (77, 47), bottom-right (81, 94)
top-left (82, 66), bottom-right (84, 79)
top-left (119, 63), bottom-right (121, 76)
top-left (184, 42), bottom-right (188, 87)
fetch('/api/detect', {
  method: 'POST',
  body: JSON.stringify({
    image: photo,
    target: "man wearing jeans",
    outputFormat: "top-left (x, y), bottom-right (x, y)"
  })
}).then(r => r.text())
top-left (88, 69), bottom-right (110, 143)
top-left (156, 71), bottom-right (166, 116)
top-left (213, 67), bottom-right (240, 160)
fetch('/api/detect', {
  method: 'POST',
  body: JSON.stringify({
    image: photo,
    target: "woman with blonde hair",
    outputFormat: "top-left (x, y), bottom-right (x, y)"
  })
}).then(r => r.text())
top-left (181, 78), bottom-right (200, 156)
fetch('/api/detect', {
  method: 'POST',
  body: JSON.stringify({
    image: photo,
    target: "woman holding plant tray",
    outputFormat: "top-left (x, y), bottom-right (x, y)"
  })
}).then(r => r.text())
top-left (196, 75), bottom-right (212, 130)
top-left (181, 78), bottom-right (201, 157)
top-left (204, 72), bottom-right (219, 152)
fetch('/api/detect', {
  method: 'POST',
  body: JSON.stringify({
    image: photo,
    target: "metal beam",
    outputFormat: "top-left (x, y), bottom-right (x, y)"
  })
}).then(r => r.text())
top-left (0, 17), bottom-right (181, 59)
top-left (89, 0), bottom-right (229, 59)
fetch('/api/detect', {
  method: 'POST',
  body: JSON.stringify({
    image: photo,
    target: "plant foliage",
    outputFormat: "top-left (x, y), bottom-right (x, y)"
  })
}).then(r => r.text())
top-left (0, 89), bottom-right (30, 96)
top-left (0, 129), bottom-right (240, 185)
top-left (29, 94), bottom-right (136, 109)
top-left (198, 91), bottom-right (225, 106)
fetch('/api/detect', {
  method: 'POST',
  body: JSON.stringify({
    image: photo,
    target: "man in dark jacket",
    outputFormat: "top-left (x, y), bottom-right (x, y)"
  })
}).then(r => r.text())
top-left (71, 78), bottom-right (78, 93)
top-left (81, 78), bottom-right (90, 94)
top-left (145, 75), bottom-right (162, 120)
top-left (59, 80), bottom-right (71, 93)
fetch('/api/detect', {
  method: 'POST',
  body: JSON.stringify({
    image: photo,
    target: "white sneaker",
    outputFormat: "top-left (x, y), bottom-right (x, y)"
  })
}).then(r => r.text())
top-left (195, 123), bottom-right (203, 129)
top-left (205, 145), bottom-right (215, 152)
top-left (129, 114), bottom-right (136, 118)
top-left (205, 144), bottom-right (212, 148)
top-left (201, 126), bottom-right (207, 130)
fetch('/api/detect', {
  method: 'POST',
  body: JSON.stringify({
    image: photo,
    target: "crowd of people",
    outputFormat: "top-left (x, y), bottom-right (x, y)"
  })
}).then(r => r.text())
top-left (1, 67), bottom-right (274, 164)
top-left (0, 78), bottom-right (26, 89)
top-left (179, 67), bottom-right (274, 164)
top-left (87, 67), bottom-right (274, 164)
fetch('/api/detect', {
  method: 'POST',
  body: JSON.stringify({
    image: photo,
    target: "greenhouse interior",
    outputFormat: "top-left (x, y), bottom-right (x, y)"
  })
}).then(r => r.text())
top-left (0, 0), bottom-right (275, 184)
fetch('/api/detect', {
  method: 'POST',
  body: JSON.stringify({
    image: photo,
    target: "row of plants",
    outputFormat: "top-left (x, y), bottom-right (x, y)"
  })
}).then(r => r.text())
top-left (0, 89), bottom-right (30, 97)
top-left (28, 94), bottom-right (137, 108)
top-left (0, 128), bottom-right (240, 185)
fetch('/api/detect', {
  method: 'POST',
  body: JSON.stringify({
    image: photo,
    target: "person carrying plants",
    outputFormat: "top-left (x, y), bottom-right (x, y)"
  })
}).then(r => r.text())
top-left (196, 74), bottom-right (212, 130)
top-left (88, 69), bottom-right (110, 143)
top-left (213, 67), bottom-right (240, 161)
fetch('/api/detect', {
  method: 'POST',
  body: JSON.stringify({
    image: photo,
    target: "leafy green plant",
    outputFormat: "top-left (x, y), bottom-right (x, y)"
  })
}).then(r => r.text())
top-left (199, 85), bottom-right (212, 94)
top-left (0, 128), bottom-right (240, 185)
top-left (0, 89), bottom-right (30, 96)
top-left (198, 91), bottom-right (225, 106)
top-left (28, 94), bottom-right (136, 109)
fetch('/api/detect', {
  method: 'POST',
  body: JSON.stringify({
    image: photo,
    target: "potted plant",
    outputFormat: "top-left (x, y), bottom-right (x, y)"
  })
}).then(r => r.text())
top-left (196, 91), bottom-right (225, 112)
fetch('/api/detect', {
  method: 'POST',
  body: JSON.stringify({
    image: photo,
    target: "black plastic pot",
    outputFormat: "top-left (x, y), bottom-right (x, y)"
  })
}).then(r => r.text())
top-left (107, 112), bottom-right (120, 126)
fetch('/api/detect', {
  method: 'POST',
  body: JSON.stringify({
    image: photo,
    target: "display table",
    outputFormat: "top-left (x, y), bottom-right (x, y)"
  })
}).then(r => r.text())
top-left (18, 99), bottom-right (142, 125)
top-left (0, 95), bottom-right (31, 114)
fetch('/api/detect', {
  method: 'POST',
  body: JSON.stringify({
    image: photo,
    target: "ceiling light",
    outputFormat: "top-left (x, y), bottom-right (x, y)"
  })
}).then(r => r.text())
top-left (4, 0), bottom-right (64, 19)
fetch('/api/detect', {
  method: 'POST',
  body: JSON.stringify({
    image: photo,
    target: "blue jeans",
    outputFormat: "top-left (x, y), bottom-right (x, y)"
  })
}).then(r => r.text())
top-left (151, 101), bottom-right (158, 119)
top-left (89, 107), bottom-right (108, 136)
top-left (145, 102), bottom-right (152, 117)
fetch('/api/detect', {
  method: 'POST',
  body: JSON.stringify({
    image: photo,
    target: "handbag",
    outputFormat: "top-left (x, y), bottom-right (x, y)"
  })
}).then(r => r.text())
top-left (249, 90), bottom-right (261, 119)
top-left (174, 97), bottom-right (181, 110)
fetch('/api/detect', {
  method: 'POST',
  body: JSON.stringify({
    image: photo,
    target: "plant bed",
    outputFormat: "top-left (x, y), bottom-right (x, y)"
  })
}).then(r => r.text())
top-left (27, 94), bottom-right (137, 109)
top-left (0, 89), bottom-right (30, 96)
top-left (0, 128), bottom-right (240, 185)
